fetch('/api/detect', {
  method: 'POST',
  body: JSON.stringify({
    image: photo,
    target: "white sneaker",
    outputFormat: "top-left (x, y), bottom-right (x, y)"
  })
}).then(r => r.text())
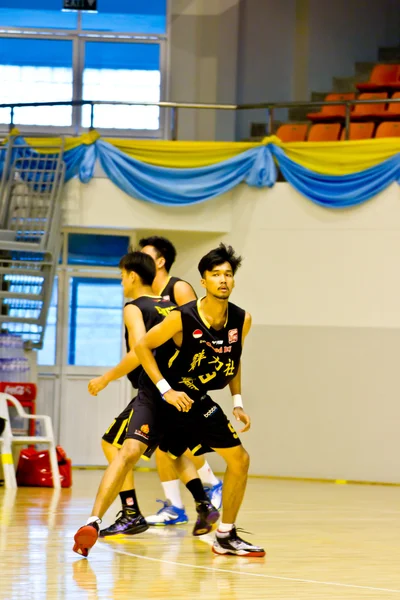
top-left (146, 499), bottom-right (189, 526)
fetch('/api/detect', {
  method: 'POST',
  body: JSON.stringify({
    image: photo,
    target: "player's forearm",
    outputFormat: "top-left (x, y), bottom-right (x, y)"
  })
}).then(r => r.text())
top-left (229, 365), bottom-right (244, 409)
top-left (102, 350), bottom-right (139, 384)
top-left (229, 364), bottom-right (242, 395)
top-left (135, 340), bottom-right (165, 386)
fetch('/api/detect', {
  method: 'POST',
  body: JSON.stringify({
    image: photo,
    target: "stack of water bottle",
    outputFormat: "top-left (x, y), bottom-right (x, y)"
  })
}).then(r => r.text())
top-left (0, 334), bottom-right (31, 382)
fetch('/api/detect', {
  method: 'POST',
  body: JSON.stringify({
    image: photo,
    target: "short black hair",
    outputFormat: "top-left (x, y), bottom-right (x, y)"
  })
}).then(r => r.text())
top-left (198, 243), bottom-right (243, 277)
top-left (119, 251), bottom-right (156, 286)
top-left (138, 236), bottom-right (177, 273)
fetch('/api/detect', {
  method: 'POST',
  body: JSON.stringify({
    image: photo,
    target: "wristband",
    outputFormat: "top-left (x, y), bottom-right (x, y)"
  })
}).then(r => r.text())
top-left (232, 394), bottom-right (243, 409)
top-left (156, 378), bottom-right (171, 396)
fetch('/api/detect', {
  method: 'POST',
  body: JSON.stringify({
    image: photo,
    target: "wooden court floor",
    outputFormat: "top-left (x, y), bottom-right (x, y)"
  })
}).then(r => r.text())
top-left (1, 470), bottom-right (400, 599)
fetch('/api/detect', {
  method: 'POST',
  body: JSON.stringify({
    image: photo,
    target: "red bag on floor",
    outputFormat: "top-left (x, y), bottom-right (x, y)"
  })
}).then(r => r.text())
top-left (16, 446), bottom-right (72, 488)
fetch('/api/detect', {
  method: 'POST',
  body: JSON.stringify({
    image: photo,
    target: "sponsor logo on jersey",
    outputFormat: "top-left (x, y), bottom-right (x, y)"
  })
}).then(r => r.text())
top-left (228, 328), bottom-right (238, 343)
top-left (141, 424), bottom-right (150, 435)
top-left (204, 406), bottom-right (218, 418)
top-left (193, 329), bottom-right (203, 339)
top-left (212, 340), bottom-right (223, 345)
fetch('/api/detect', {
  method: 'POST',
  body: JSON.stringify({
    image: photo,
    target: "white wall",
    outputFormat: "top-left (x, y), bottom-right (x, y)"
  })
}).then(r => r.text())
top-left (59, 177), bottom-right (400, 482)
top-left (169, 0), bottom-right (240, 140)
top-left (234, 0), bottom-right (400, 139)
top-left (236, 0), bottom-right (296, 139)
top-left (308, 0), bottom-right (400, 93)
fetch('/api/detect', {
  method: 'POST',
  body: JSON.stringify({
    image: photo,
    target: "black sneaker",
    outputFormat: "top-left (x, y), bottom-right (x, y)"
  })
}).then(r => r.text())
top-left (212, 526), bottom-right (265, 557)
top-left (99, 509), bottom-right (149, 538)
top-left (192, 501), bottom-right (220, 536)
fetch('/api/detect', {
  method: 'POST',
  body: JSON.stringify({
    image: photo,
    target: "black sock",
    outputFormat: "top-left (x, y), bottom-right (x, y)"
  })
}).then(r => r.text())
top-left (120, 489), bottom-right (140, 514)
top-left (186, 478), bottom-right (209, 503)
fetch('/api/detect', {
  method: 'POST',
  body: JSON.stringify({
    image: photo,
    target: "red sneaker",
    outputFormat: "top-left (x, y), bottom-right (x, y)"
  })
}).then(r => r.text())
top-left (73, 522), bottom-right (99, 557)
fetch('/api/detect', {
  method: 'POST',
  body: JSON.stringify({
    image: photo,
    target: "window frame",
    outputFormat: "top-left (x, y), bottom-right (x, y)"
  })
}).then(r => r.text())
top-left (0, 5), bottom-right (168, 137)
top-left (67, 275), bottom-right (124, 367)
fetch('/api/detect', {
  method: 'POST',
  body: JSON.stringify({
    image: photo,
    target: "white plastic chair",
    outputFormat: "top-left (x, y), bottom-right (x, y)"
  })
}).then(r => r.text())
top-left (0, 392), bottom-right (60, 489)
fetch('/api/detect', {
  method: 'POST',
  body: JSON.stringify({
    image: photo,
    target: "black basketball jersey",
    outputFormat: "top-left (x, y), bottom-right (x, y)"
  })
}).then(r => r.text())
top-left (159, 299), bottom-right (246, 399)
top-left (124, 295), bottom-right (176, 388)
top-left (160, 276), bottom-right (196, 304)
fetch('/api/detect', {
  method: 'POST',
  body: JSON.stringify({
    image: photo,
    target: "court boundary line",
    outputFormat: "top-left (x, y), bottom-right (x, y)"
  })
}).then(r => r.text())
top-left (97, 543), bottom-right (400, 594)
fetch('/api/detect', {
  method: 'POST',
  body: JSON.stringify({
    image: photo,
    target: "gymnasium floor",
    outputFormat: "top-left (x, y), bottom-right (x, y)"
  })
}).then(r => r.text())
top-left (1, 470), bottom-right (400, 599)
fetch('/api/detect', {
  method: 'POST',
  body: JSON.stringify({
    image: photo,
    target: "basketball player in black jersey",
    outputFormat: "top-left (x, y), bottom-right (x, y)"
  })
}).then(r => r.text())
top-left (88, 237), bottom-right (222, 527)
top-left (139, 236), bottom-right (223, 524)
top-left (73, 252), bottom-right (218, 557)
top-left (136, 244), bottom-right (265, 557)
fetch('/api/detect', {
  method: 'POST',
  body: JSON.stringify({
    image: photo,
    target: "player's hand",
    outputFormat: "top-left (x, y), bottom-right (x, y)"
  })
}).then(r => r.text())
top-left (233, 407), bottom-right (251, 432)
top-left (88, 376), bottom-right (109, 396)
top-left (163, 389), bottom-right (194, 412)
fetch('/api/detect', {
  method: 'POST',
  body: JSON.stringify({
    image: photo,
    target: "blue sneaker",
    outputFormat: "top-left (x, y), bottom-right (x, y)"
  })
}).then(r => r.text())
top-left (204, 481), bottom-right (223, 510)
top-left (146, 500), bottom-right (189, 526)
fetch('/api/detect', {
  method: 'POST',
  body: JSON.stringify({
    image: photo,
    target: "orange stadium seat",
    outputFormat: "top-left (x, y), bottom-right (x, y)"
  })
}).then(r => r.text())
top-left (356, 64), bottom-right (400, 93)
top-left (351, 93), bottom-right (388, 120)
top-left (340, 122), bottom-right (375, 140)
top-left (375, 122), bottom-right (400, 138)
top-left (307, 93), bottom-right (355, 122)
top-left (307, 123), bottom-right (341, 142)
top-left (380, 91), bottom-right (400, 120)
top-left (275, 124), bottom-right (308, 142)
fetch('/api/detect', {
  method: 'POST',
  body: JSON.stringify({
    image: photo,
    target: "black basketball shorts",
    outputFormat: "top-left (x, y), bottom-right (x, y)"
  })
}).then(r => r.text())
top-left (102, 396), bottom-right (136, 448)
top-left (159, 395), bottom-right (242, 458)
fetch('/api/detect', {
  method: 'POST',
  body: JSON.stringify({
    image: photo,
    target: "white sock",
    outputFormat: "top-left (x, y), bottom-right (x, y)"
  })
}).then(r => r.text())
top-left (197, 461), bottom-right (220, 486)
top-left (162, 480), bottom-right (184, 508)
top-left (218, 522), bottom-right (233, 533)
top-left (86, 516), bottom-right (101, 525)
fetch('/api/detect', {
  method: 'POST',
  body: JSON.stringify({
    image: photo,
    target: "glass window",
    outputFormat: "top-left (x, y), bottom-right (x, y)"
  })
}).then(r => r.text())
top-left (82, 42), bottom-right (160, 130)
top-left (0, 0), bottom-right (78, 29)
top-left (81, 0), bottom-right (167, 34)
top-left (37, 278), bottom-right (58, 366)
top-left (68, 277), bottom-right (123, 366)
top-left (67, 234), bottom-right (130, 266)
top-left (0, 38), bottom-right (73, 126)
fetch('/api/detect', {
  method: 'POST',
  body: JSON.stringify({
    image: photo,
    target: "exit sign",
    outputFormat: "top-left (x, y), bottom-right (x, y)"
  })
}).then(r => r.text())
top-left (63, 0), bottom-right (97, 11)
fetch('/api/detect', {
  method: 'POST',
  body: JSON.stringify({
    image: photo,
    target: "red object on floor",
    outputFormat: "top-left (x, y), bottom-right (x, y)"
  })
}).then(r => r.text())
top-left (16, 446), bottom-right (72, 488)
top-left (0, 382), bottom-right (37, 436)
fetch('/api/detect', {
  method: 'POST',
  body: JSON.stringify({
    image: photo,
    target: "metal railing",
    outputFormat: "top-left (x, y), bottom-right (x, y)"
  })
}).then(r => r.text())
top-left (0, 97), bottom-right (397, 140)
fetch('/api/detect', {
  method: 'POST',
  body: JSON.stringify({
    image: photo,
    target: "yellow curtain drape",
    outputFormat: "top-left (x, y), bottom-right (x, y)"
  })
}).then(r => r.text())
top-left (274, 137), bottom-right (400, 175)
top-left (104, 138), bottom-right (265, 167)
top-left (2, 129), bottom-right (400, 174)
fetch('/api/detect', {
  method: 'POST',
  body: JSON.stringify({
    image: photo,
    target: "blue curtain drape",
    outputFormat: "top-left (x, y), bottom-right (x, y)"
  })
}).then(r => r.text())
top-left (270, 145), bottom-right (400, 208)
top-left (2, 136), bottom-right (400, 208)
top-left (96, 140), bottom-right (276, 205)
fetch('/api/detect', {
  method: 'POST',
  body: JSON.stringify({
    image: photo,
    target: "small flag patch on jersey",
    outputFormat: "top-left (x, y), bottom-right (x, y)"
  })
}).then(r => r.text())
top-left (228, 328), bottom-right (238, 343)
top-left (193, 329), bottom-right (203, 339)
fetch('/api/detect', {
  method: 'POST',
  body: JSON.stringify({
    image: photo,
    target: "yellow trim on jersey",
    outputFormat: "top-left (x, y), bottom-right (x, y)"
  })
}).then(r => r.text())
top-left (167, 451), bottom-right (178, 460)
top-left (168, 349), bottom-right (180, 368)
top-left (191, 444), bottom-right (202, 455)
top-left (197, 297), bottom-right (228, 329)
top-left (141, 294), bottom-right (162, 299)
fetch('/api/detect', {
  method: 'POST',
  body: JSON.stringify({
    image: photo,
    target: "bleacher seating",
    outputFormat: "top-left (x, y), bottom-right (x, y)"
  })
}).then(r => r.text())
top-left (340, 122), bottom-right (375, 140)
top-left (273, 62), bottom-right (400, 141)
top-left (375, 122), bottom-right (400, 138)
top-left (351, 93), bottom-right (388, 121)
top-left (356, 64), bottom-right (400, 93)
top-left (307, 123), bottom-right (341, 142)
top-left (379, 92), bottom-right (400, 120)
top-left (306, 93), bottom-right (355, 123)
top-left (275, 124), bottom-right (308, 142)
